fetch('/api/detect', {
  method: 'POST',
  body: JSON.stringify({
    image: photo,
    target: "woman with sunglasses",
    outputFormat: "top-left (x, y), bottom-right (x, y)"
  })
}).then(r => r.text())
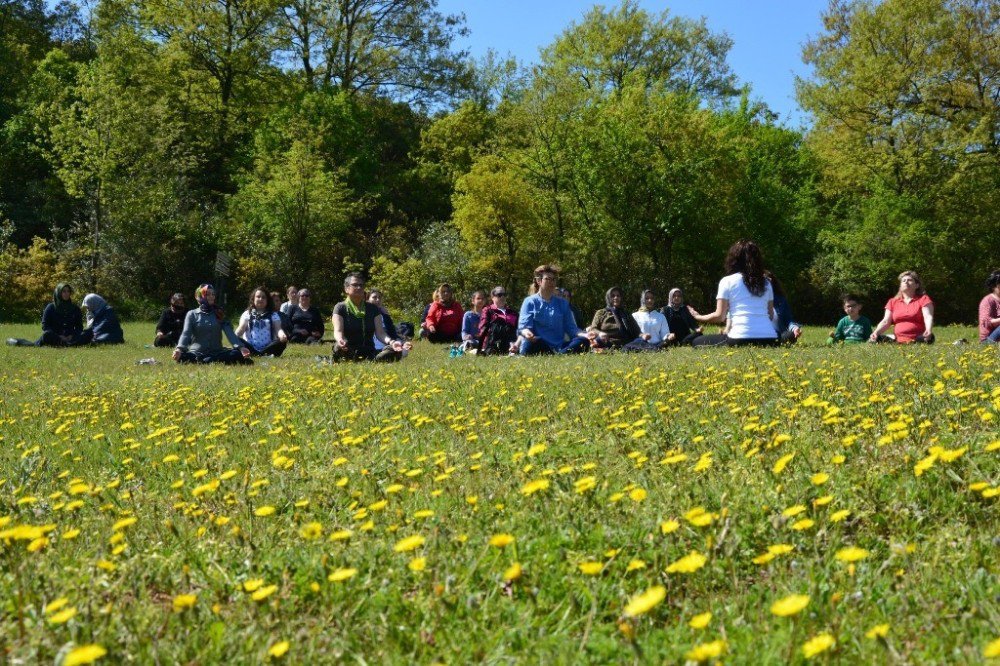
top-left (477, 287), bottom-right (520, 355)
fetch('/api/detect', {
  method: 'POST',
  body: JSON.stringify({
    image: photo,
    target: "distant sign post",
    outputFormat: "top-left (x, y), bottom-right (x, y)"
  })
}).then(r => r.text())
top-left (215, 251), bottom-right (232, 308)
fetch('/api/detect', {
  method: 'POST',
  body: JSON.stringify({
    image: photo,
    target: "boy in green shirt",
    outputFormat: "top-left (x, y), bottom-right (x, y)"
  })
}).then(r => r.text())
top-left (827, 294), bottom-right (873, 344)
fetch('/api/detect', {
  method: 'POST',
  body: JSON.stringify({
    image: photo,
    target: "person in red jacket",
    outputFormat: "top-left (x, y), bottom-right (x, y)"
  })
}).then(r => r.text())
top-left (424, 283), bottom-right (464, 343)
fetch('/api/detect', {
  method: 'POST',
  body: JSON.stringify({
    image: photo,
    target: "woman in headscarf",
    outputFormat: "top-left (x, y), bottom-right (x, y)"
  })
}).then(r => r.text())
top-left (234, 287), bottom-right (288, 357)
top-left (588, 286), bottom-right (641, 350)
top-left (154, 293), bottom-right (187, 347)
top-left (80, 293), bottom-right (124, 344)
top-left (7, 283), bottom-right (88, 347)
top-left (172, 284), bottom-right (252, 364)
top-left (661, 288), bottom-right (703, 345)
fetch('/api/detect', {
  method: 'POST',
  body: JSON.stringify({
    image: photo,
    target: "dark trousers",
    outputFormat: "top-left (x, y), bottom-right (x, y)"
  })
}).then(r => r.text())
top-left (154, 333), bottom-right (179, 347)
top-left (238, 338), bottom-right (287, 357)
top-left (175, 349), bottom-right (252, 365)
top-left (691, 334), bottom-right (779, 348)
top-left (426, 331), bottom-right (462, 344)
top-left (289, 329), bottom-right (322, 344)
top-left (332, 345), bottom-right (402, 362)
top-left (519, 336), bottom-right (590, 356)
top-left (36, 331), bottom-right (90, 347)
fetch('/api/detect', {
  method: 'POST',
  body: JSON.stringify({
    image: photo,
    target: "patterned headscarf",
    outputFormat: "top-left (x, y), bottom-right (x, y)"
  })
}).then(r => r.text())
top-left (194, 284), bottom-right (223, 320)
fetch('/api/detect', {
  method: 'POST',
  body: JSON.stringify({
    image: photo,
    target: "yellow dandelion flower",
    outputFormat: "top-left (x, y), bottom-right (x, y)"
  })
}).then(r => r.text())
top-left (45, 597), bottom-right (70, 614)
top-left (791, 519), bottom-right (815, 531)
top-left (243, 579), bottom-right (264, 592)
top-left (520, 478), bottom-right (550, 496)
top-left (408, 557), bottom-right (427, 572)
top-left (810, 472), bottom-right (829, 486)
top-left (983, 637), bottom-right (1000, 658)
top-left (328, 568), bottom-right (358, 582)
top-left (111, 517), bottom-right (136, 531)
top-left (660, 520), bottom-right (680, 535)
top-left (254, 506), bottom-right (276, 517)
top-left (503, 562), bottom-right (522, 581)
top-left (64, 644), bottom-right (107, 666)
top-left (802, 633), bottom-right (835, 659)
top-left (835, 546), bottom-right (869, 563)
top-left (689, 611), bottom-right (712, 629)
top-left (626, 559), bottom-right (646, 572)
top-left (268, 641), bottom-right (290, 658)
top-left (865, 624), bottom-right (890, 639)
top-left (623, 585), bottom-right (666, 617)
top-left (251, 585), bottom-right (278, 601)
top-left (771, 594), bottom-right (810, 617)
top-left (666, 551), bottom-right (707, 574)
top-left (629, 488), bottom-right (647, 502)
top-left (329, 529), bottom-right (352, 542)
top-left (829, 509), bottom-right (851, 523)
top-left (578, 561), bottom-right (603, 575)
top-left (172, 594), bottom-right (197, 612)
top-left (772, 452), bottom-right (795, 474)
top-left (782, 505), bottom-right (806, 518)
top-left (489, 534), bottom-right (515, 548)
top-left (394, 535), bottom-right (425, 552)
top-left (48, 607), bottom-right (77, 624)
top-left (686, 640), bottom-right (727, 662)
top-left (299, 522), bottom-right (322, 540)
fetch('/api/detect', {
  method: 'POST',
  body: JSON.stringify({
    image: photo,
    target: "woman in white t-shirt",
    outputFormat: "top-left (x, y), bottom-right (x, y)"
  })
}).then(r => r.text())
top-left (690, 239), bottom-right (778, 347)
top-left (631, 289), bottom-right (673, 347)
top-left (235, 287), bottom-right (288, 357)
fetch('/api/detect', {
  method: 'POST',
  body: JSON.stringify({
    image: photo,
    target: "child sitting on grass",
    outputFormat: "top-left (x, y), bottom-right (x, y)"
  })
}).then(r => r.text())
top-left (827, 294), bottom-right (873, 344)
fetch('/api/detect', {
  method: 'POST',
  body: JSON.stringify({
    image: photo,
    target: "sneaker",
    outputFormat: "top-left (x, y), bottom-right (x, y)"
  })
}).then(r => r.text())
top-left (6, 338), bottom-right (19, 346)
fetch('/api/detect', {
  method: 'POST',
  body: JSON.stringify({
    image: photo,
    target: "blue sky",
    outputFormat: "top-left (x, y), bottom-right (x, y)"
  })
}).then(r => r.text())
top-left (436, 0), bottom-right (831, 127)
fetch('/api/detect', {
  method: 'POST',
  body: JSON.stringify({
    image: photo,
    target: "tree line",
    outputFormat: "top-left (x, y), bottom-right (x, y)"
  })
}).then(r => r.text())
top-left (2, 0), bottom-right (997, 324)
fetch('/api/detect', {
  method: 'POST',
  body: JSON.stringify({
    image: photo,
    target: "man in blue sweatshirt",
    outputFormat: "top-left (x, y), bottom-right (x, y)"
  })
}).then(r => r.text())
top-left (517, 265), bottom-right (595, 355)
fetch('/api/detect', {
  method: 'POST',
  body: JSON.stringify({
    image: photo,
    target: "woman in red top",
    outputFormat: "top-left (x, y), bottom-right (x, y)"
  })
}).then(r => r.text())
top-left (870, 271), bottom-right (934, 343)
top-left (979, 270), bottom-right (1000, 343)
top-left (424, 283), bottom-right (465, 343)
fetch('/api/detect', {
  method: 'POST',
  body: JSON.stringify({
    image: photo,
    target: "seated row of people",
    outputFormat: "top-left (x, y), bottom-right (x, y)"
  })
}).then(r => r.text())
top-left (7, 284), bottom-right (124, 347)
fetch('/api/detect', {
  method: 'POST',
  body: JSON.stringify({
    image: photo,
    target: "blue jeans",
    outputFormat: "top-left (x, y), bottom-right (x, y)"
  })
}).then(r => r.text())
top-left (985, 326), bottom-right (1000, 343)
top-left (519, 336), bottom-right (590, 356)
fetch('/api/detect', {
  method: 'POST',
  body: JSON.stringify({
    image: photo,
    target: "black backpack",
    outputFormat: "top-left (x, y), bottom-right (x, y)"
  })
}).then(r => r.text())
top-left (479, 310), bottom-right (517, 355)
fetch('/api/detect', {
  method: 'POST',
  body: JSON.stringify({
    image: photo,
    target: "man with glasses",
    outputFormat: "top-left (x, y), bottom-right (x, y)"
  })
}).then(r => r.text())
top-left (517, 265), bottom-right (595, 355)
top-left (332, 272), bottom-right (410, 361)
top-left (287, 288), bottom-right (325, 344)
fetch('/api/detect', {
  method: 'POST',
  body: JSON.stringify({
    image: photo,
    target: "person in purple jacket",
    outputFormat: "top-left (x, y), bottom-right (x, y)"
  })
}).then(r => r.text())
top-left (517, 265), bottom-right (595, 355)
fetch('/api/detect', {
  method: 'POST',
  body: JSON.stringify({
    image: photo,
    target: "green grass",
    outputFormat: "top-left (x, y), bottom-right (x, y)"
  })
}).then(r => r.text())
top-left (0, 323), bottom-right (997, 664)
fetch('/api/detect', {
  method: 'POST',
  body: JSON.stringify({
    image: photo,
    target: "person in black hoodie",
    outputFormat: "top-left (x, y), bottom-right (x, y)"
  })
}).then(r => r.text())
top-left (286, 288), bottom-right (325, 343)
top-left (154, 293), bottom-right (187, 347)
top-left (661, 288), bottom-right (703, 345)
top-left (81, 293), bottom-right (124, 344)
top-left (7, 283), bottom-right (88, 347)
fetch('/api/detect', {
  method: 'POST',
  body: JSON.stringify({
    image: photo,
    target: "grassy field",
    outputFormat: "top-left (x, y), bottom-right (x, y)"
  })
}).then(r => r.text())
top-left (1, 322), bottom-right (997, 664)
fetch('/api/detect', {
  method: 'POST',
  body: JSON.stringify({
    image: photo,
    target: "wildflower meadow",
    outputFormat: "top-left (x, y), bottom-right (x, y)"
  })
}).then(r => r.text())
top-left (1, 323), bottom-right (998, 664)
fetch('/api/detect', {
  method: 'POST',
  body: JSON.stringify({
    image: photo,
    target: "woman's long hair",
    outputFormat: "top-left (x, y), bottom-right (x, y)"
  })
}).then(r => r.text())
top-left (247, 286), bottom-right (273, 313)
top-left (724, 239), bottom-right (767, 297)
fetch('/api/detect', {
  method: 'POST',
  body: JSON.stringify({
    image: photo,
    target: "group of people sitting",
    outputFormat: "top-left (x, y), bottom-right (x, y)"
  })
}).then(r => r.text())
top-left (9, 240), bottom-right (1000, 362)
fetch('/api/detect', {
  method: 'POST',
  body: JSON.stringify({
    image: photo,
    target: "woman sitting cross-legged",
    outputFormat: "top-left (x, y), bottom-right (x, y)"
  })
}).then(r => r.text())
top-left (424, 283), bottom-right (464, 344)
top-left (477, 286), bottom-right (519, 355)
top-left (690, 239), bottom-right (778, 347)
top-left (234, 287), bottom-right (288, 357)
top-left (172, 284), bottom-right (252, 365)
top-left (629, 289), bottom-right (672, 350)
top-left (518, 265), bottom-right (595, 355)
top-left (588, 286), bottom-right (644, 350)
top-left (661, 288), bottom-right (703, 346)
top-left (870, 271), bottom-right (935, 344)
top-left (287, 289), bottom-right (325, 344)
top-left (332, 273), bottom-right (410, 362)
top-left (154, 293), bottom-right (187, 347)
top-left (80, 293), bottom-right (124, 344)
top-left (368, 289), bottom-right (409, 358)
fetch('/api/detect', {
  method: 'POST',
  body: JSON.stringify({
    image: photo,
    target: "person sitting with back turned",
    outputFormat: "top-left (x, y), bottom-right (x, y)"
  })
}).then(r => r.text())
top-left (518, 265), bottom-right (595, 355)
top-left (235, 287), bottom-right (288, 357)
top-left (287, 289), bottom-right (324, 344)
top-left (155, 293), bottom-right (187, 347)
top-left (172, 284), bottom-right (252, 365)
top-left (332, 273), bottom-right (410, 362)
top-left (80, 293), bottom-right (124, 344)
top-left (690, 239), bottom-right (778, 347)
